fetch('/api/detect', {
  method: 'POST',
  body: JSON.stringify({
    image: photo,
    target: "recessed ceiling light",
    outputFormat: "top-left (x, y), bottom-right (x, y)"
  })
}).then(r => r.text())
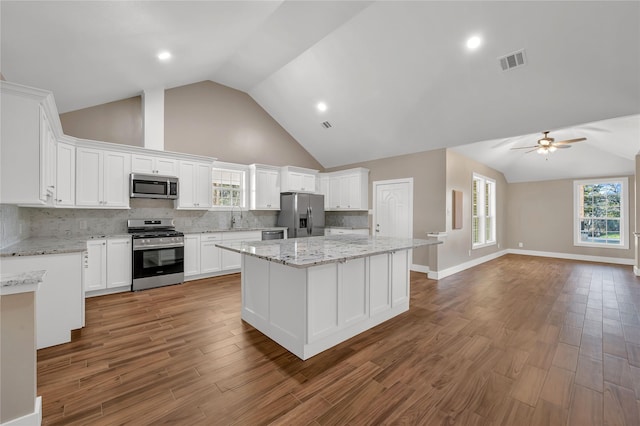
top-left (466, 36), bottom-right (482, 50)
top-left (157, 51), bottom-right (172, 61)
top-left (316, 102), bottom-right (327, 112)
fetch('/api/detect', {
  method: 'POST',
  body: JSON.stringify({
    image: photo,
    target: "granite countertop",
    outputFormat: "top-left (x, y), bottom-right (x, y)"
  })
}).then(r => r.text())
top-left (181, 226), bottom-right (288, 234)
top-left (1, 270), bottom-right (46, 295)
top-left (216, 235), bottom-right (441, 268)
top-left (325, 226), bottom-right (369, 230)
top-left (0, 234), bottom-right (131, 257)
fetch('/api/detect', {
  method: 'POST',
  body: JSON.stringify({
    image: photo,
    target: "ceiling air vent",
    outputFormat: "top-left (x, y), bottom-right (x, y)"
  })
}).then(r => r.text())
top-left (498, 49), bottom-right (526, 71)
top-left (321, 121), bottom-right (332, 129)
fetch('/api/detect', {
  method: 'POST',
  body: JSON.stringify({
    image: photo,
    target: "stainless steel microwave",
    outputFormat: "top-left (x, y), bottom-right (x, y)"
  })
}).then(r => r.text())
top-left (130, 174), bottom-right (179, 199)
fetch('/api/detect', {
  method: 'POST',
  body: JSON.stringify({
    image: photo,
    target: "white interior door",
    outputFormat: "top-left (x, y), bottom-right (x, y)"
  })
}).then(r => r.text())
top-left (373, 179), bottom-right (413, 238)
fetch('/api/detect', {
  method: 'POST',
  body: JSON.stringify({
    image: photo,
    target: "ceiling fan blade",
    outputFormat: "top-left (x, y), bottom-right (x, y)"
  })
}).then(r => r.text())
top-left (554, 145), bottom-right (571, 149)
top-left (554, 137), bottom-right (587, 145)
top-left (525, 148), bottom-right (539, 154)
top-left (510, 146), bottom-right (539, 150)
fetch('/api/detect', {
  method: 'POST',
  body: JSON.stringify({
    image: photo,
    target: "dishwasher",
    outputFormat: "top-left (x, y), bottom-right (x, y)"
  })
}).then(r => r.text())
top-left (262, 230), bottom-right (284, 240)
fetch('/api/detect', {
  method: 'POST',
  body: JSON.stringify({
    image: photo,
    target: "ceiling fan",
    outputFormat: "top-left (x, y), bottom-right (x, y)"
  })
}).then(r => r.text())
top-left (511, 131), bottom-right (587, 155)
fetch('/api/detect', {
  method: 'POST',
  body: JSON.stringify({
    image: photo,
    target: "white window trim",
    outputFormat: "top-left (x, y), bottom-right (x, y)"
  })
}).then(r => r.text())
top-left (573, 177), bottom-right (629, 250)
top-left (210, 161), bottom-right (249, 211)
top-left (472, 173), bottom-right (497, 249)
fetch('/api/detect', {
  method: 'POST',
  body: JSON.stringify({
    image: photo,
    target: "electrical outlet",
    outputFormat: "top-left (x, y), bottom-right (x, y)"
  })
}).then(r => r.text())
top-left (19, 223), bottom-right (23, 235)
top-left (468, 250), bottom-right (471, 257)
top-left (79, 220), bottom-right (87, 230)
top-left (498, 243), bottom-right (500, 249)
top-left (518, 242), bottom-right (523, 248)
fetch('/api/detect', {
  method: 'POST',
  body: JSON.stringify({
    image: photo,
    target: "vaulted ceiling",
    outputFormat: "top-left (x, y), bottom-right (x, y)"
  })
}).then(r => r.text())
top-left (2, 1), bottom-right (638, 182)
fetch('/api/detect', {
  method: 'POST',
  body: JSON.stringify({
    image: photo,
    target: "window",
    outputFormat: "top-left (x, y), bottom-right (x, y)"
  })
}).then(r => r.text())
top-left (472, 173), bottom-right (496, 247)
top-left (211, 163), bottom-right (248, 209)
top-left (574, 177), bottom-right (628, 249)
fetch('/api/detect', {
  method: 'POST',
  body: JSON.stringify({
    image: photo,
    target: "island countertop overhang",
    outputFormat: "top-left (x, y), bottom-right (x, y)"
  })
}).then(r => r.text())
top-left (216, 235), bottom-right (442, 268)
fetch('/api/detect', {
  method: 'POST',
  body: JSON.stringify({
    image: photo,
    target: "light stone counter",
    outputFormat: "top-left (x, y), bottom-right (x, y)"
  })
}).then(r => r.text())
top-left (0, 234), bottom-right (131, 257)
top-left (1, 270), bottom-right (46, 295)
top-left (181, 226), bottom-right (287, 234)
top-left (216, 235), bottom-right (440, 269)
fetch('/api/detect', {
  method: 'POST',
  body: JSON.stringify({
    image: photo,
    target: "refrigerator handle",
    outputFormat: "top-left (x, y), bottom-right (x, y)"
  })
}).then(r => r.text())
top-left (309, 206), bottom-right (313, 235)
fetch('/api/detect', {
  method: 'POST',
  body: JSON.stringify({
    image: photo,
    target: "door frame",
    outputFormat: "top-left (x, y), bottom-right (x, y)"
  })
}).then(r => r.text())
top-left (372, 178), bottom-right (414, 238)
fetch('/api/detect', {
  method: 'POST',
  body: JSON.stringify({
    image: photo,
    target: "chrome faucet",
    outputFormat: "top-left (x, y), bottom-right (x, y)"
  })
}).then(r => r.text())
top-left (230, 205), bottom-right (242, 228)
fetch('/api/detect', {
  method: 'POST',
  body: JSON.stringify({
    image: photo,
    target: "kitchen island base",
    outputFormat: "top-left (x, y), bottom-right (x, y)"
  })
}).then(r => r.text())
top-left (241, 249), bottom-right (412, 360)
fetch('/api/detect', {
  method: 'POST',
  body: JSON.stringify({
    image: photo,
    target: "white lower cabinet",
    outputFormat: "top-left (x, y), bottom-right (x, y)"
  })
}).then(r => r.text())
top-left (240, 248), bottom-right (411, 360)
top-left (324, 228), bottom-right (369, 236)
top-left (1, 252), bottom-right (84, 349)
top-left (107, 238), bottom-right (132, 288)
top-left (184, 234), bottom-right (201, 277)
top-left (85, 237), bottom-right (132, 294)
top-left (185, 231), bottom-right (262, 280)
top-left (84, 240), bottom-right (107, 292)
top-left (221, 231), bottom-right (262, 271)
top-left (200, 233), bottom-right (222, 274)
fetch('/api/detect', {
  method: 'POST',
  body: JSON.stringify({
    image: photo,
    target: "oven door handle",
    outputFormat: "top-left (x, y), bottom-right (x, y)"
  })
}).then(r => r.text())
top-left (133, 242), bottom-right (184, 251)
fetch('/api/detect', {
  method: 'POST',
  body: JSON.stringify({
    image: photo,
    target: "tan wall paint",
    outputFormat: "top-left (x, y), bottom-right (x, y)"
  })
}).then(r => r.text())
top-left (441, 150), bottom-right (508, 270)
top-left (326, 149), bottom-right (447, 268)
top-left (1, 292), bottom-right (36, 423)
top-left (164, 81), bottom-right (322, 168)
top-left (58, 80), bottom-right (321, 168)
top-left (635, 154), bottom-right (640, 271)
top-left (60, 96), bottom-right (143, 147)
top-left (507, 176), bottom-right (635, 260)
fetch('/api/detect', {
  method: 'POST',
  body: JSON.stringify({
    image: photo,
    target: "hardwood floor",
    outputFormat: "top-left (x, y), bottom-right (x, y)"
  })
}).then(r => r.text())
top-left (37, 254), bottom-right (640, 425)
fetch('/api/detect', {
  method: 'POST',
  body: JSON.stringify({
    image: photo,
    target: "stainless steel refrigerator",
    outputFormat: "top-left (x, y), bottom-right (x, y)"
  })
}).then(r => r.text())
top-left (277, 192), bottom-right (325, 238)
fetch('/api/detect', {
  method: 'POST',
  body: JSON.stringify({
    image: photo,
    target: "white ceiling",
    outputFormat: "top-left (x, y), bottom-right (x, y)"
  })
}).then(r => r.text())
top-left (2, 1), bottom-right (639, 182)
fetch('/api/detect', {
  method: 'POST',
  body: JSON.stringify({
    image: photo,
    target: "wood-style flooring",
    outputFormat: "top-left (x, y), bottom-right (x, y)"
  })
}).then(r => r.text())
top-left (37, 254), bottom-right (640, 425)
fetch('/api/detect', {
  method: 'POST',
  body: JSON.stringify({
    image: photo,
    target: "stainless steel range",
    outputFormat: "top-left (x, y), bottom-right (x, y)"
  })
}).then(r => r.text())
top-left (128, 219), bottom-right (184, 291)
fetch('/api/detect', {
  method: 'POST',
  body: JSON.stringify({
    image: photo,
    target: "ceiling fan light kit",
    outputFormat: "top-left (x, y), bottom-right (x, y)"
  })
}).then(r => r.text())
top-left (511, 131), bottom-right (587, 155)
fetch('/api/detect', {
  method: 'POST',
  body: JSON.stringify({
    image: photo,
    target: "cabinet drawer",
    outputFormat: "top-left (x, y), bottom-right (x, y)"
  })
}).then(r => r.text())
top-left (222, 231), bottom-right (262, 242)
top-left (201, 233), bottom-right (222, 242)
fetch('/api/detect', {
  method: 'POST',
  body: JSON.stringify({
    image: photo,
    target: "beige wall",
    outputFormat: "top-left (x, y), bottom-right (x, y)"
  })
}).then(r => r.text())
top-left (636, 155), bottom-right (639, 270)
top-left (164, 81), bottom-right (322, 168)
top-left (59, 80), bottom-right (322, 168)
top-left (60, 96), bottom-right (143, 147)
top-left (507, 176), bottom-right (635, 260)
top-left (441, 150), bottom-right (508, 271)
top-left (326, 149), bottom-right (447, 268)
top-left (1, 292), bottom-right (36, 423)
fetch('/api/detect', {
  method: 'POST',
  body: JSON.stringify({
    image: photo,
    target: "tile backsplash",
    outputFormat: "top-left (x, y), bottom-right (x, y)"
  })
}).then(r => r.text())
top-left (0, 204), bottom-right (30, 247)
top-left (325, 211), bottom-right (369, 228)
top-left (25, 199), bottom-right (279, 237)
top-left (1, 200), bottom-right (368, 245)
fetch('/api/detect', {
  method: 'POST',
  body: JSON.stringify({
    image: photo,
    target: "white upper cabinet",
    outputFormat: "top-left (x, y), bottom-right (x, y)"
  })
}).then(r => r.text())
top-left (0, 82), bottom-right (60, 205)
top-left (1, 80), bottom-right (218, 209)
top-left (319, 168), bottom-right (369, 211)
top-left (76, 148), bottom-right (131, 208)
top-left (249, 164), bottom-right (280, 210)
top-left (280, 166), bottom-right (318, 193)
top-left (131, 154), bottom-right (178, 176)
top-left (177, 160), bottom-right (212, 210)
top-left (55, 142), bottom-right (75, 207)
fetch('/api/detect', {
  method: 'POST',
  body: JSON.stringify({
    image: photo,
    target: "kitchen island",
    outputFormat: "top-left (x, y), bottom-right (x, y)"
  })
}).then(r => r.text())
top-left (217, 235), bottom-right (441, 360)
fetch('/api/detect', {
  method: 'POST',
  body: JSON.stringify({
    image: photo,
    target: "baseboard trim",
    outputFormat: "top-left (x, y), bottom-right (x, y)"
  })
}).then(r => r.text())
top-left (507, 249), bottom-right (635, 266)
top-left (411, 264), bottom-right (429, 274)
top-left (1, 396), bottom-right (41, 426)
top-left (426, 248), bottom-right (636, 281)
top-left (428, 250), bottom-right (508, 280)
